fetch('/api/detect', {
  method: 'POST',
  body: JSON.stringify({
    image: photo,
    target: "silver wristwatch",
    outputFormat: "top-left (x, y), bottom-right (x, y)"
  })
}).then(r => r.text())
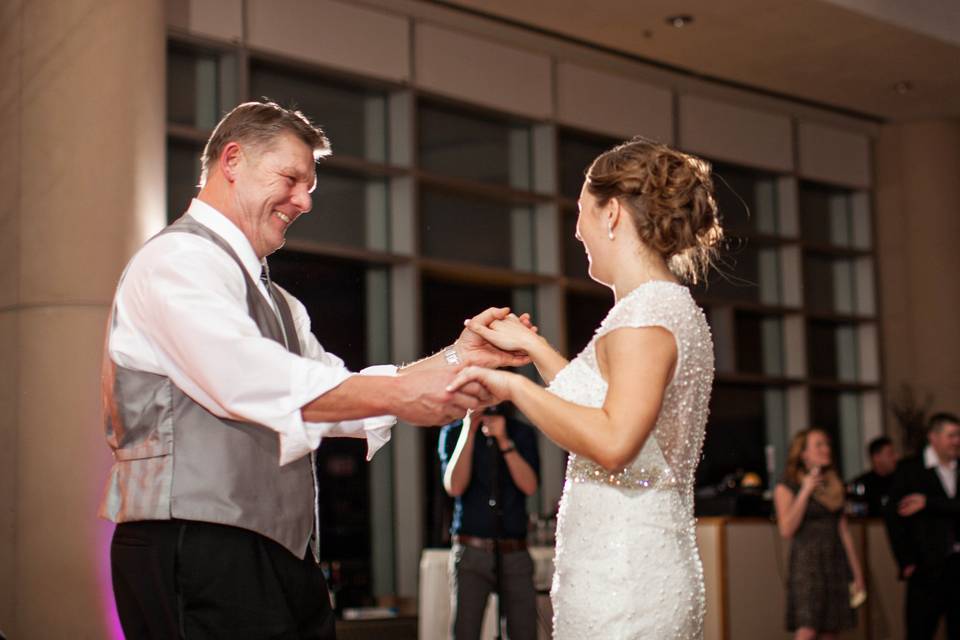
top-left (444, 346), bottom-right (461, 366)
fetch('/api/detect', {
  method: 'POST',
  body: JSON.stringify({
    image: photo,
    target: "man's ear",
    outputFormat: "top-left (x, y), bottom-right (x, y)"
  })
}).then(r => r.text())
top-left (219, 142), bottom-right (243, 183)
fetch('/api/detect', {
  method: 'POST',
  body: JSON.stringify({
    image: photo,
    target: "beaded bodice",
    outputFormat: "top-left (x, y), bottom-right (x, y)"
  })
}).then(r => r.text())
top-left (547, 281), bottom-right (714, 505)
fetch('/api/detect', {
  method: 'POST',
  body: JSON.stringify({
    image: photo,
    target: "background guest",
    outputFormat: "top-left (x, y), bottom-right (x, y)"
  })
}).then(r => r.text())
top-left (438, 404), bottom-right (540, 640)
top-left (885, 412), bottom-right (960, 639)
top-left (774, 428), bottom-right (864, 640)
top-left (849, 436), bottom-right (899, 517)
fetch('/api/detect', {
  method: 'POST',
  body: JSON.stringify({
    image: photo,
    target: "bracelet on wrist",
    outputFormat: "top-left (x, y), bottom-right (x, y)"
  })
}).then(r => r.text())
top-left (444, 345), bottom-right (461, 366)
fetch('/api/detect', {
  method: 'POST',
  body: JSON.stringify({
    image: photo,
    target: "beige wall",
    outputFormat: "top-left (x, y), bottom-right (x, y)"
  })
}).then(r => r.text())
top-left (679, 95), bottom-right (793, 172)
top-left (875, 120), bottom-right (960, 441)
top-left (0, 0), bottom-right (166, 637)
top-left (248, 0), bottom-right (411, 83)
top-left (555, 62), bottom-right (674, 143)
top-left (696, 518), bottom-right (726, 640)
top-left (0, 1), bottom-right (21, 633)
top-left (799, 121), bottom-right (873, 188)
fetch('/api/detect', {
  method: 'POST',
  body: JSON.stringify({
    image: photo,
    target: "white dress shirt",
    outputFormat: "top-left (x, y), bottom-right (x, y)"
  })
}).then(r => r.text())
top-left (924, 445), bottom-right (958, 498)
top-left (109, 198), bottom-right (395, 466)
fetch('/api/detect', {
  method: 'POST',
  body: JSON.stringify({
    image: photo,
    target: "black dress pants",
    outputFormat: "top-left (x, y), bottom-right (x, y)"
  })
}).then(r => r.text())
top-left (111, 520), bottom-right (335, 640)
top-left (905, 553), bottom-right (960, 640)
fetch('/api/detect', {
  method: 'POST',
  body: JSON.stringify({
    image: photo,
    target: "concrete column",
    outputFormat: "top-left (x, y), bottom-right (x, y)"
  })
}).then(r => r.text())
top-left (875, 120), bottom-right (960, 442)
top-left (0, 0), bottom-right (165, 637)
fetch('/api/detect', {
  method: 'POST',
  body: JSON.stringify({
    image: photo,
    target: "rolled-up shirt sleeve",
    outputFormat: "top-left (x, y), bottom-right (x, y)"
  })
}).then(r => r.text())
top-left (112, 238), bottom-right (396, 466)
top-left (293, 308), bottom-right (398, 461)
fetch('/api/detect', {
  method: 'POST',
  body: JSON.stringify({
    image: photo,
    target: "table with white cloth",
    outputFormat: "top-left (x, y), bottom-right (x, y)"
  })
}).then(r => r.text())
top-left (418, 546), bottom-right (555, 640)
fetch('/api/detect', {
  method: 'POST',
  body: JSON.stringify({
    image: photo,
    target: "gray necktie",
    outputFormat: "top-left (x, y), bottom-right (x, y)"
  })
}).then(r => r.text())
top-left (259, 262), bottom-right (289, 349)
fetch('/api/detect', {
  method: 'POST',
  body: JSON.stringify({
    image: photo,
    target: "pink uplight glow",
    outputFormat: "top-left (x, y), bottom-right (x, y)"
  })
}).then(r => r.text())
top-left (96, 520), bottom-right (124, 639)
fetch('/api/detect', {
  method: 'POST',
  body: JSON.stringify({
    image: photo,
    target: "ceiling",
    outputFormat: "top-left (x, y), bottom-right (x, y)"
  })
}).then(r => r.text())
top-left (436, 0), bottom-right (960, 122)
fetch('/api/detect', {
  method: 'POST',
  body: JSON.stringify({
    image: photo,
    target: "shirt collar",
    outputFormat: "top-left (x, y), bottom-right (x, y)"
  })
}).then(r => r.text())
top-left (924, 445), bottom-right (958, 471)
top-left (185, 198), bottom-right (264, 282)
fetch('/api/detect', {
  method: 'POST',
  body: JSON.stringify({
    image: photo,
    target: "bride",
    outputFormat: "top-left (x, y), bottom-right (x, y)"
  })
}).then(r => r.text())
top-left (448, 138), bottom-right (722, 638)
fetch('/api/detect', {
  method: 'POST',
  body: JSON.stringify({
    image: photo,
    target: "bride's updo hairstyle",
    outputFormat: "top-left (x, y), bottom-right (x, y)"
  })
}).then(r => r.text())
top-left (586, 137), bottom-right (723, 284)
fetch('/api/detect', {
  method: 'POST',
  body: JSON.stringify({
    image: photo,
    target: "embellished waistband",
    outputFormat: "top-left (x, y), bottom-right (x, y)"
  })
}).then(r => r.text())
top-left (567, 456), bottom-right (679, 491)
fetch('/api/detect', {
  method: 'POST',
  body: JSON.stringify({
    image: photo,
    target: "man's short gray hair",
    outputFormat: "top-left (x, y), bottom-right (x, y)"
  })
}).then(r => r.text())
top-left (200, 100), bottom-right (331, 185)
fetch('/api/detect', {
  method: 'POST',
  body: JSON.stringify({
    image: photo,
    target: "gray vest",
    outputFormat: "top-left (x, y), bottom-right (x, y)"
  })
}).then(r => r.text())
top-left (99, 216), bottom-right (317, 558)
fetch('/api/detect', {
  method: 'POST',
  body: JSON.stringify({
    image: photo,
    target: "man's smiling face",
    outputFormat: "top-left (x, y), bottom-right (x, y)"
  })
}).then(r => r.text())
top-left (231, 132), bottom-right (317, 258)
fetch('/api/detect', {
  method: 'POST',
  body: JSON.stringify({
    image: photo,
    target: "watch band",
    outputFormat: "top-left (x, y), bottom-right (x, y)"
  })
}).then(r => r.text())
top-left (444, 346), bottom-right (461, 366)
top-left (500, 439), bottom-right (516, 454)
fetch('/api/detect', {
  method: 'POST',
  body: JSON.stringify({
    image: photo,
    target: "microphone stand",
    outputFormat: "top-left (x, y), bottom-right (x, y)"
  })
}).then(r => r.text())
top-left (487, 435), bottom-right (505, 640)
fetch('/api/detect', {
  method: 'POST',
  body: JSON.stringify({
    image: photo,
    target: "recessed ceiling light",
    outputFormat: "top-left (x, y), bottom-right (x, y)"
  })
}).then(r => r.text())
top-left (893, 81), bottom-right (913, 95)
top-left (666, 15), bottom-right (694, 28)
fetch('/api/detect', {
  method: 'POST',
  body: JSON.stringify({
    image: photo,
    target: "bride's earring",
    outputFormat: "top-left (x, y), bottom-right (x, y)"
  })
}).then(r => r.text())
top-left (608, 223), bottom-right (615, 241)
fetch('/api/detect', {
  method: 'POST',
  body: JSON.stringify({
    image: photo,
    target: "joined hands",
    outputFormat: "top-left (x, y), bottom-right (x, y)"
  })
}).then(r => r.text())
top-left (464, 311), bottom-right (542, 356)
top-left (455, 307), bottom-right (539, 368)
top-left (446, 308), bottom-right (545, 407)
top-left (398, 306), bottom-right (539, 425)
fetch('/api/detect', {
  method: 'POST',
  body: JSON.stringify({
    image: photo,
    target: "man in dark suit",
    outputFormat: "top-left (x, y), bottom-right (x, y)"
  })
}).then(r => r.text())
top-left (850, 436), bottom-right (898, 516)
top-left (886, 412), bottom-right (960, 639)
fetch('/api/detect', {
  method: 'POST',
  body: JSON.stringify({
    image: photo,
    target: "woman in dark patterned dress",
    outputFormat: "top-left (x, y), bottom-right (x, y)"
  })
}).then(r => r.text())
top-left (774, 428), bottom-right (865, 640)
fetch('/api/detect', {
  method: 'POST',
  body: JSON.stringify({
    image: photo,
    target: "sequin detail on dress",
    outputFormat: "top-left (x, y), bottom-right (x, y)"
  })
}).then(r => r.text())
top-left (567, 456), bottom-right (679, 490)
top-left (546, 281), bottom-right (714, 639)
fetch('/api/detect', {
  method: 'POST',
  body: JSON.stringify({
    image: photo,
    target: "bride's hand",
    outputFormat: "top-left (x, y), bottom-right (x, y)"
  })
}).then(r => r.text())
top-left (446, 366), bottom-right (517, 405)
top-left (466, 312), bottom-right (540, 355)
top-left (455, 307), bottom-right (534, 369)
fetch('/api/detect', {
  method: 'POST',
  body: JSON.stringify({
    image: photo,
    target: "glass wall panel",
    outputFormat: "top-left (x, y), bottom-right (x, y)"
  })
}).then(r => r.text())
top-left (734, 312), bottom-right (784, 376)
top-left (851, 194), bottom-right (873, 250)
top-left (695, 244), bottom-right (782, 305)
top-left (807, 320), bottom-right (859, 382)
top-left (557, 131), bottom-right (618, 200)
top-left (419, 189), bottom-right (534, 270)
top-left (421, 277), bottom-right (516, 360)
top-left (810, 389), bottom-right (862, 477)
top-left (800, 182), bottom-right (855, 247)
top-left (268, 251), bottom-right (390, 608)
top-left (168, 46), bottom-right (221, 130)
top-left (286, 169), bottom-right (389, 251)
top-left (803, 253), bottom-right (858, 314)
top-left (251, 62), bottom-right (389, 163)
top-left (713, 163), bottom-right (779, 236)
top-left (270, 251), bottom-right (386, 375)
top-left (167, 140), bottom-right (203, 222)
top-left (705, 307), bottom-right (735, 375)
top-left (420, 277), bottom-right (520, 547)
top-left (561, 210), bottom-right (590, 280)
top-left (418, 102), bottom-right (532, 189)
top-left (565, 291), bottom-right (611, 357)
top-left (697, 384), bottom-right (785, 489)
top-left (764, 388), bottom-right (789, 488)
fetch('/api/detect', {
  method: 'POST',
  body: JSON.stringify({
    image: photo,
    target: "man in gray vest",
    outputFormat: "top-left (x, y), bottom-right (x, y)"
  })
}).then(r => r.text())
top-left (100, 101), bottom-right (527, 639)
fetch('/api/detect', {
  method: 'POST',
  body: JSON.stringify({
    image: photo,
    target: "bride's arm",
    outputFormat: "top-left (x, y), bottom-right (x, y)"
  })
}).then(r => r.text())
top-left (519, 332), bottom-right (570, 384)
top-left (452, 326), bottom-right (676, 471)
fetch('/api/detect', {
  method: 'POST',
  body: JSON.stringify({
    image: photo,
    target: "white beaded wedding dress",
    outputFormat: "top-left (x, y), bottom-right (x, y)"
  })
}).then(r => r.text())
top-left (546, 281), bottom-right (714, 639)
